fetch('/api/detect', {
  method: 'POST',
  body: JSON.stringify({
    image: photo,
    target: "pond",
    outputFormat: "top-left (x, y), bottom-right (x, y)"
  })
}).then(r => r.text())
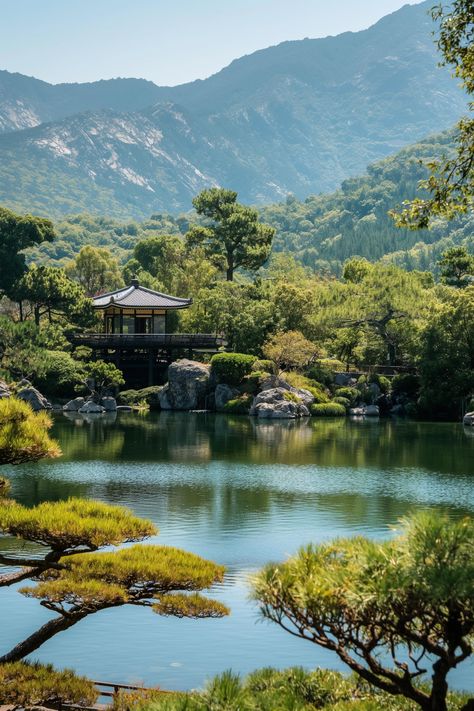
top-left (1, 412), bottom-right (474, 691)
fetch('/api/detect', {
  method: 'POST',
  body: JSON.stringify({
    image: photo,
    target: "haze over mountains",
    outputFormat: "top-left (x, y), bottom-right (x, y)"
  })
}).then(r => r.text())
top-left (0, 0), bottom-right (467, 218)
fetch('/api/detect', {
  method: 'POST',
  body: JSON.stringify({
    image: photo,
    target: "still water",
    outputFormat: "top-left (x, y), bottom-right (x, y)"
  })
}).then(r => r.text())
top-left (1, 412), bottom-right (474, 691)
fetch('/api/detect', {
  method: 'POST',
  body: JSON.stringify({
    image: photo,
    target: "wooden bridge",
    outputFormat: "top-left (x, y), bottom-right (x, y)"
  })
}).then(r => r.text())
top-left (50, 679), bottom-right (175, 710)
top-left (72, 332), bottom-right (227, 351)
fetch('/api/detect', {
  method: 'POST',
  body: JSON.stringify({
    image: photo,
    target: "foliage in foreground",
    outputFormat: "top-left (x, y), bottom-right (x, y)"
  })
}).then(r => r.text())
top-left (0, 661), bottom-right (97, 707)
top-left (0, 397), bottom-right (60, 465)
top-left (129, 667), bottom-right (469, 711)
top-left (253, 513), bottom-right (474, 711)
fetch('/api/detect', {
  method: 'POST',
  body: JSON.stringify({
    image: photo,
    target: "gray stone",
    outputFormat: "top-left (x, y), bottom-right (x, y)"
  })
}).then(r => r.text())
top-left (63, 397), bottom-right (86, 412)
top-left (349, 407), bottom-right (366, 417)
top-left (78, 401), bottom-right (105, 414)
top-left (334, 373), bottom-right (351, 387)
top-left (215, 384), bottom-right (239, 412)
top-left (101, 396), bottom-right (117, 412)
top-left (364, 405), bottom-right (380, 417)
top-left (16, 386), bottom-right (51, 411)
top-left (259, 377), bottom-right (315, 407)
top-left (250, 387), bottom-right (310, 419)
top-left (159, 359), bottom-right (210, 411)
top-left (463, 411), bottom-right (474, 426)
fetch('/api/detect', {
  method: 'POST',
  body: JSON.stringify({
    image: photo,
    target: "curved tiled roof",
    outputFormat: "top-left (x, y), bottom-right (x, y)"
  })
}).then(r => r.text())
top-left (93, 280), bottom-right (192, 310)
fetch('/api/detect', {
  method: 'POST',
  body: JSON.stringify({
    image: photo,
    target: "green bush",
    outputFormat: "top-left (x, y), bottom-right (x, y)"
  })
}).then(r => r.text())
top-left (306, 363), bottom-right (334, 387)
top-left (251, 359), bottom-right (276, 374)
top-left (35, 351), bottom-right (85, 397)
top-left (283, 391), bottom-right (302, 404)
top-left (223, 394), bottom-right (253, 414)
top-left (118, 386), bottom-right (161, 409)
top-left (240, 371), bottom-right (270, 394)
top-left (391, 373), bottom-right (420, 399)
top-left (211, 353), bottom-right (257, 386)
top-left (311, 402), bottom-right (346, 417)
top-left (334, 386), bottom-right (359, 404)
top-left (332, 396), bottom-right (351, 409)
top-left (358, 373), bottom-right (390, 394)
top-left (306, 386), bottom-right (330, 404)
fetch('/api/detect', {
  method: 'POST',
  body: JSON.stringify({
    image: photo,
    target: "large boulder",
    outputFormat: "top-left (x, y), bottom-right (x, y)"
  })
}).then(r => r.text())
top-left (63, 397), bottom-right (85, 412)
top-left (16, 386), bottom-right (51, 411)
top-left (101, 396), bottom-right (117, 412)
top-left (463, 412), bottom-right (474, 426)
top-left (159, 359), bottom-right (210, 411)
top-left (215, 384), bottom-right (240, 412)
top-left (250, 388), bottom-right (310, 419)
top-left (259, 377), bottom-right (315, 408)
top-left (78, 401), bottom-right (105, 414)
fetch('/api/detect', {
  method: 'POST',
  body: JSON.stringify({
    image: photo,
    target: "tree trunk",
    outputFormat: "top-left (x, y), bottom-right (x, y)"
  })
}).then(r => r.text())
top-left (226, 252), bottom-right (234, 281)
top-left (429, 659), bottom-right (449, 711)
top-left (0, 613), bottom-right (86, 663)
top-left (34, 305), bottom-right (40, 327)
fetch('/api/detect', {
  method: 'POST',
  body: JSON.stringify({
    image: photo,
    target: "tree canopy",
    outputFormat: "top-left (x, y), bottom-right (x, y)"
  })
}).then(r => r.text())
top-left (187, 188), bottom-right (275, 281)
top-left (253, 512), bottom-right (474, 711)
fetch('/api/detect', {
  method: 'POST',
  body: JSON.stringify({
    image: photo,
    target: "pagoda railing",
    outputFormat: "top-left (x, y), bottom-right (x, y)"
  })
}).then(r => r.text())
top-left (71, 333), bottom-right (227, 350)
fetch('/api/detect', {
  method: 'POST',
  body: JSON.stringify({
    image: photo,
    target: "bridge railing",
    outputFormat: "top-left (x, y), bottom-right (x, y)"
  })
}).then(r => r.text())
top-left (71, 333), bottom-right (227, 350)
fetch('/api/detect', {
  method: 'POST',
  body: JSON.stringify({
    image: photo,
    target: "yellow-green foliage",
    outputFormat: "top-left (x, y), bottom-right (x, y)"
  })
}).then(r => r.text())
top-left (283, 391), bottom-right (302, 404)
top-left (21, 545), bottom-right (228, 616)
top-left (0, 498), bottom-right (156, 552)
top-left (253, 513), bottom-right (474, 710)
top-left (153, 592), bottom-right (229, 619)
top-left (223, 394), bottom-right (253, 414)
top-left (0, 661), bottom-right (97, 706)
top-left (0, 397), bottom-right (61, 465)
top-left (283, 372), bottom-right (329, 403)
top-left (311, 403), bottom-right (346, 417)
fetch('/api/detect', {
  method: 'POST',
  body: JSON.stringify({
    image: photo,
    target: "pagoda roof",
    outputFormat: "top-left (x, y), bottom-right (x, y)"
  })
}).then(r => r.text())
top-left (93, 280), bottom-right (192, 310)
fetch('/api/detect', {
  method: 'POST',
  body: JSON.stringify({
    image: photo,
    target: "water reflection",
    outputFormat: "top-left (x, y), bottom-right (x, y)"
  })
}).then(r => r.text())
top-left (2, 412), bottom-right (473, 691)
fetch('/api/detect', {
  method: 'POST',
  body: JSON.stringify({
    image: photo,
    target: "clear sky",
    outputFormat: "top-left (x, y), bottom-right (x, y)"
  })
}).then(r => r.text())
top-left (1, 0), bottom-right (426, 87)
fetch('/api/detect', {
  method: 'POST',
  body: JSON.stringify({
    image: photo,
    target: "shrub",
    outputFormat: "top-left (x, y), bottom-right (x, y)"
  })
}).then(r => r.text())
top-left (240, 371), bottom-right (269, 394)
top-left (251, 359), bottom-right (276, 374)
top-left (334, 386), bottom-right (359, 405)
top-left (307, 386), bottom-right (330, 404)
top-left (223, 394), bottom-right (253, 414)
top-left (306, 362), bottom-right (334, 387)
top-left (391, 373), bottom-right (420, 399)
top-left (118, 389), bottom-right (139, 405)
top-left (118, 387), bottom-right (161, 409)
top-left (211, 353), bottom-right (257, 386)
top-left (35, 351), bottom-right (85, 398)
top-left (311, 403), bottom-right (346, 417)
top-left (332, 396), bottom-right (351, 409)
top-left (283, 391), bottom-right (302, 404)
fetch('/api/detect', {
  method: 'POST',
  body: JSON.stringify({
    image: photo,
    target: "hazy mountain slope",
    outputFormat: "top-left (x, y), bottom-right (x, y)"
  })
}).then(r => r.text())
top-left (27, 129), bottom-right (473, 277)
top-left (0, 71), bottom-right (164, 134)
top-left (0, 0), bottom-right (468, 214)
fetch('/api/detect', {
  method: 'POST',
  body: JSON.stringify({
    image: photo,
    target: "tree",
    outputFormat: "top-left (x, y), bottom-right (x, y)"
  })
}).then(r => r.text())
top-left (0, 207), bottom-right (55, 297)
top-left (13, 265), bottom-right (96, 328)
top-left (187, 189), bottom-right (275, 281)
top-left (0, 401), bottom-right (228, 668)
top-left (394, 2), bottom-right (474, 228)
top-left (66, 245), bottom-right (124, 296)
top-left (418, 285), bottom-right (474, 419)
top-left (438, 246), bottom-right (474, 287)
top-left (0, 662), bottom-right (97, 708)
top-left (262, 331), bottom-right (318, 372)
top-left (253, 512), bottom-right (474, 711)
top-left (82, 360), bottom-right (125, 401)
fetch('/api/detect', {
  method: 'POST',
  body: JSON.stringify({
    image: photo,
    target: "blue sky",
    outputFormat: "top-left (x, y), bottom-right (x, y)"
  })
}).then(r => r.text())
top-left (2, 0), bottom-right (426, 86)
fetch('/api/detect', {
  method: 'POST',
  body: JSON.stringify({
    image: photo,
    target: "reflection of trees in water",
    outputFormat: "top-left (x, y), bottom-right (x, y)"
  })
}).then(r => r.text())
top-left (49, 412), bottom-right (474, 476)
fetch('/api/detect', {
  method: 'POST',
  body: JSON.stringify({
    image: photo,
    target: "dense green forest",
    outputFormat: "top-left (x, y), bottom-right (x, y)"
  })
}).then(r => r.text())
top-left (24, 131), bottom-right (473, 276)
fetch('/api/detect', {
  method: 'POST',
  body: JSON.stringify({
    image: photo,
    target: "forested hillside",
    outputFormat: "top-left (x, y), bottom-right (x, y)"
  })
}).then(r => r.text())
top-left (26, 129), bottom-right (473, 275)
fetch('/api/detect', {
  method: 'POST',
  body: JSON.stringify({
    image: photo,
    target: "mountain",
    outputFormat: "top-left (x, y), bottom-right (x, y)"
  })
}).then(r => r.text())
top-left (0, 0), bottom-right (468, 216)
top-left (27, 130), bottom-right (473, 277)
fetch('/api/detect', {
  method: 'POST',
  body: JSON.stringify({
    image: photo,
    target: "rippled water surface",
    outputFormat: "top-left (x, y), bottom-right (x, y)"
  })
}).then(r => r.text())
top-left (1, 412), bottom-right (473, 690)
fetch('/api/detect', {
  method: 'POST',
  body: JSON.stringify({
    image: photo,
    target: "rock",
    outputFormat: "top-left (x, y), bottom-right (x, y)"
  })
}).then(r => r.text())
top-left (259, 377), bottom-right (315, 407)
top-left (16, 386), bottom-right (51, 411)
top-left (0, 381), bottom-right (11, 399)
top-left (117, 405), bottom-right (133, 411)
top-left (63, 397), bottom-right (86, 412)
top-left (463, 411), bottom-right (474, 426)
top-left (364, 405), bottom-right (380, 417)
top-left (334, 373), bottom-right (352, 387)
top-left (159, 359), bottom-right (210, 411)
top-left (101, 396), bottom-right (117, 412)
top-left (78, 401), bottom-right (105, 414)
top-left (250, 388), bottom-right (310, 419)
top-left (349, 407), bottom-right (366, 417)
top-left (215, 384), bottom-right (239, 412)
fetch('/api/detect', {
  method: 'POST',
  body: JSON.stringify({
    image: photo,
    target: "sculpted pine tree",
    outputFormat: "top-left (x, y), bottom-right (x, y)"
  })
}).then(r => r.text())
top-left (0, 398), bottom-right (228, 669)
top-left (187, 188), bottom-right (275, 281)
top-left (253, 513), bottom-right (474, 711)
